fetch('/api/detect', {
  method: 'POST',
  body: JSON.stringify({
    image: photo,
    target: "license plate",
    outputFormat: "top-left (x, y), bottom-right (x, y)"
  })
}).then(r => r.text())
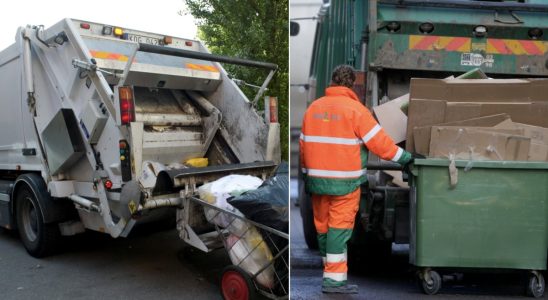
top-left (127, 34), bottom-right (160, 45)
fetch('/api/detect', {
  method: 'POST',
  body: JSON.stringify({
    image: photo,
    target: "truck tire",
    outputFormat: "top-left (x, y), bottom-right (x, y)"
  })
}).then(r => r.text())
top-left (16, 186), bottom-right (60, 258)
top-left (299, 183), bottom-right (318, 250)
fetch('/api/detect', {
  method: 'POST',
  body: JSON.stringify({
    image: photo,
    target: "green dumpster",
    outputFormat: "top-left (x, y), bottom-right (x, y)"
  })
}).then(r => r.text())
top-left (410, 158), bottom-right (548, 297)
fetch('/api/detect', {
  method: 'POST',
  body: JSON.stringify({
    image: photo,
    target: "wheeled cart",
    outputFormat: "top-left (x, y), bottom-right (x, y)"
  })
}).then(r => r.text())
top-left (410, 159), bottom-right (548, 298)
top-left (180, 196), bottom-right (288, 300)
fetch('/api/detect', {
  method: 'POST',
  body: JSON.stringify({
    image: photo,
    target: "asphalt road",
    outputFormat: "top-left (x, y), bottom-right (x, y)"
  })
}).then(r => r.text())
top-left (0, 223), bottom-right (230, 300)
top-left (289, 186), bottom-right (537, 300)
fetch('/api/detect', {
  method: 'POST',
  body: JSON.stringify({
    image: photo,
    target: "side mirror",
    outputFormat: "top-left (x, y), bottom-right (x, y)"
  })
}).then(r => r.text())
top-left (290, 21), bottom-right (300, 36)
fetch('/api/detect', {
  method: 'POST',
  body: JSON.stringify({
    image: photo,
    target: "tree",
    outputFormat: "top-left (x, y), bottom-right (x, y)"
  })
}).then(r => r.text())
top-left (183, 0), bottom-right (289, 161)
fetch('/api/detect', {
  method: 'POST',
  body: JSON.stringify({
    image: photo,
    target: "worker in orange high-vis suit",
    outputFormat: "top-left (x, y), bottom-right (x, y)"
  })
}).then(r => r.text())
top-left (300, 65), bottom-right (413, 294)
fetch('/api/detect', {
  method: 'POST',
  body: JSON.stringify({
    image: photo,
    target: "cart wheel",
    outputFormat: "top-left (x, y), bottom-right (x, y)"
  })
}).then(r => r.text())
top-left (419, 269), bottom-right (442, 295)
top-left (221, 265), bottom-right (257, 300)
top-left (526, 273), bottom-right (545, 298)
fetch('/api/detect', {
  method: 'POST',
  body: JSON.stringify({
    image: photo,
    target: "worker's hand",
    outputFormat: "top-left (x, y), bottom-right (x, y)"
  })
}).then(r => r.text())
top-left (397, 151), bottom-right (413, 165)
top-left (401, 152), bottom-right (425, 175)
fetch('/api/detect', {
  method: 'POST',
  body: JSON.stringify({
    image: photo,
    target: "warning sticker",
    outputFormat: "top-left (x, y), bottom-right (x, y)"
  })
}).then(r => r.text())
top-left (460, 53), bottom-right (494, 68)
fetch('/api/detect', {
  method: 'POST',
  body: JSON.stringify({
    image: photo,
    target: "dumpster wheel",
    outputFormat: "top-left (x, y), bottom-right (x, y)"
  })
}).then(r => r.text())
top-left (418, 269), bottom-right (441, 295)
top-left (221, 265), bottom-right (257, 300)
top-left (526, 271), bottom-right (545, 298)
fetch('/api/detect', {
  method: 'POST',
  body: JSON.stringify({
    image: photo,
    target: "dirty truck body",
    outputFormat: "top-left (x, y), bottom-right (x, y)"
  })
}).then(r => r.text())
top-left (0, 18), bottom-right (278, 257)
top-left (300, 0), bottom-right (548, 253)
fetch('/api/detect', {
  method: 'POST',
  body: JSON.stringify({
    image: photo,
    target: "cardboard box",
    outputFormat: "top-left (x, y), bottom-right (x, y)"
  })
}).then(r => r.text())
top-left (413, 114), bottom-right (510, 156)
top-left (429, 126), bottom-right (530, 161)
top-left (373, 76), bottom-right (460, 144)
top-left (373, 76), bottom-right (458, 144)
top-left (407, 78), bottom-right (548, 152)
top-left (373, 94), bottom-right (408, 144)
top-left (494, 120), bottom-right (548, 161)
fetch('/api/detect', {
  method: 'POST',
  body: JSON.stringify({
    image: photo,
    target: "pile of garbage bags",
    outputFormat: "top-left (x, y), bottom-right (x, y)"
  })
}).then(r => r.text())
top-left (197, 163), bottom-right (289, 290)
top-left (228, 162), bottom-right (289, 233)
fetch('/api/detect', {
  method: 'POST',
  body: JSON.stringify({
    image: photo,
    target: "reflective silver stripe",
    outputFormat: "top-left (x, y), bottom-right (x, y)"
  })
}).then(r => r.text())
top-left (391, 147), bottom-right (404, 162)
top-left (362, 124), bottom-right (381, 144)
top-left (301, 134), bottom-right (362, 145)
top-left (323, 272), bottom-right (347, 281)
top-left (299, 133), bottom-right (304, 140)
top-left (304, 168), bottom-right (366, 178)
top-left (322, 257), bottom-right (327, 265)
top-left (326, 252), bottom-right (347, 263)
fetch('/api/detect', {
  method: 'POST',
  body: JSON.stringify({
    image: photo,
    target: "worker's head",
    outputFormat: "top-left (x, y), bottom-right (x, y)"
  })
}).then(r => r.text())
top-left (331, 65), bottom-right (356, 89)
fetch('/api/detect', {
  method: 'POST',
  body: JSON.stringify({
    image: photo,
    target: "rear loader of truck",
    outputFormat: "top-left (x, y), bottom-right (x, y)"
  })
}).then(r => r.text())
top-left (299, 0), bottom-right (548, 258)
top-left (0, 18), bottom-right (280, 257)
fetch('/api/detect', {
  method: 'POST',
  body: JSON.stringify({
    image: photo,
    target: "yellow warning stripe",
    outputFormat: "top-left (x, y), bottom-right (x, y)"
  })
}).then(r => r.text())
top-left (409, 35), bottom-right (471, 52)
top-left (186, 63), bottom-right (219, 72)
top-left (89, 50), bottom-right (130, 61)
top-left (486, 39), bottom-right (547, 55)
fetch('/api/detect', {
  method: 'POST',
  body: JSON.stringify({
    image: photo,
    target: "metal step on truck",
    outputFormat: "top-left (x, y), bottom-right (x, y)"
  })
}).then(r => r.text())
top-left (0, 18), bottom-right (280, 258)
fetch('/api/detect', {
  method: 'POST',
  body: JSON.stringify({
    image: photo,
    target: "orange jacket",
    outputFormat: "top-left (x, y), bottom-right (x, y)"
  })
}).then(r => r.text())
top-left (300, 86), bottom-right (409, 195)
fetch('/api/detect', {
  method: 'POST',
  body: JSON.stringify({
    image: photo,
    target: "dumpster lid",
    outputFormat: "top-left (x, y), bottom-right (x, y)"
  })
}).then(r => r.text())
top-left (413, 158), bottom-right (548, 170)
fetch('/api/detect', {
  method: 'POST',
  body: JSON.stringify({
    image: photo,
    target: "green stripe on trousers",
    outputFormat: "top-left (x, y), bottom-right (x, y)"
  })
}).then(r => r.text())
top-left (323, 277), bottom-right (347, 287)
top-left (317, 233), bottom-right (327, 257)
top-left (326, 227), bottom-right (353, 254)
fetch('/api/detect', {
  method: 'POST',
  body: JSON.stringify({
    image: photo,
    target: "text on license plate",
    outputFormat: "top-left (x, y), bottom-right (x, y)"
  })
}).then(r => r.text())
top-left (127, 34), bottom-right (160, 45)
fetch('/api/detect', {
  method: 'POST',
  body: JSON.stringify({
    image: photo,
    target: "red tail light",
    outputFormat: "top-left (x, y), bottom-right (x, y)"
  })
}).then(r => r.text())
top-left (80, 23), bottom-right (91, 29)
top-left (119, 87), bottom-right (135, 125)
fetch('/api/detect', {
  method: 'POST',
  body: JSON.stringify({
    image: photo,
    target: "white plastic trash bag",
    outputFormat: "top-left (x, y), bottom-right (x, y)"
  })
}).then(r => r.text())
top-left (226, 229), bottom-right (275, 289)
top-left (198, 175), bottom-right (263, 228)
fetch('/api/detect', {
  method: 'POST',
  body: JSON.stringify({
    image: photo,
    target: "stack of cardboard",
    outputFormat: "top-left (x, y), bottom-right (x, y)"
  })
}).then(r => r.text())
top-left (404, 78), bottom-right (548, 161)
top-left (372, 74), bottom-right (548, 187)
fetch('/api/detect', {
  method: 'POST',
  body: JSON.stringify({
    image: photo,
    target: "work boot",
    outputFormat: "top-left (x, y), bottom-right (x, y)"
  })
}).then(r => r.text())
top-left (322, 284), bottom-right (358, 294)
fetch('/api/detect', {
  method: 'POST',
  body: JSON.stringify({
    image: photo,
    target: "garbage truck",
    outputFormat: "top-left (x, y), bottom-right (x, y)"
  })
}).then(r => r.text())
top-left (0, 18), bottom-right (280, 258)
top-left (297, 0), bottom-right (548, 258)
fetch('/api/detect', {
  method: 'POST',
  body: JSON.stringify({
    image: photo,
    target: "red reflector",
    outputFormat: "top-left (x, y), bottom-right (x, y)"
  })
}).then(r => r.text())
top-left (185, 41), bottom-right (193, 46)
top-left (80, 23), bottom-right (91, 29)
top-left (104, 180), bottom-right (113, 190)
top-left (269, 97), bottom-right (278, 123)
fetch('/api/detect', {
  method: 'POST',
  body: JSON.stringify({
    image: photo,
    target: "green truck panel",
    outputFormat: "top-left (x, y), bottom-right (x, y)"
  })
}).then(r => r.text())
top-left (370, 33), bottom-right (548, 76)
top-left (311, 0), bottom-right (548, 99)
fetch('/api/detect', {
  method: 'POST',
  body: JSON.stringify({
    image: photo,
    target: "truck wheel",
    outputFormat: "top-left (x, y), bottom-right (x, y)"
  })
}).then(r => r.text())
top-left (419, 269), bottom-right (442, 295)
top-left (220, 265), bottom-right (257, 300)
top-left (299, 184), bottom-right (318, 249)
top-left (16, 186), bottom-right (60, 258)
top-left (526, 273), bottom-right (545, 298)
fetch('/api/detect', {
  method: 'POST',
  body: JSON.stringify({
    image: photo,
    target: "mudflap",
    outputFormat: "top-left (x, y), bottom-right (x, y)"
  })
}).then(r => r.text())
top-left (0, 197), bottom-right (12, 229)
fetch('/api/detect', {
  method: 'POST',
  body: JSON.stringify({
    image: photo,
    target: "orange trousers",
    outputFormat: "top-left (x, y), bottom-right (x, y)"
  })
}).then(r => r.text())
top-left (312, 188), bottom-right (360, 287)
